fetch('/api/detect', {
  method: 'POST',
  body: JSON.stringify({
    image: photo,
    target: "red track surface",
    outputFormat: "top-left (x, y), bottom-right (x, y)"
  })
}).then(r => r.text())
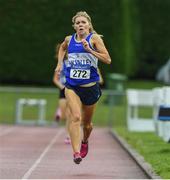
top-left (0, 125), bottom-right (148, 179)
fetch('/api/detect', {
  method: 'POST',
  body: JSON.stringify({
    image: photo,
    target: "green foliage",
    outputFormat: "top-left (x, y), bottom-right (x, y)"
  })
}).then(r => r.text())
top-left (0, 0), bottom-right (170, 84)
top-left (0, 0), bottom-right (114, 85)
top-left (136, 0), bottom-right (170, 79)
top-left (119, 0), bottom-right (139, 76)
top-left (111, 0), bottom-right (170, 78)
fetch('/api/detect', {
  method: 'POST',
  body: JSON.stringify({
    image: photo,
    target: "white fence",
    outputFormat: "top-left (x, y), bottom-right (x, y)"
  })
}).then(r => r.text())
top-left (126, 86), bottom-right (170, 142)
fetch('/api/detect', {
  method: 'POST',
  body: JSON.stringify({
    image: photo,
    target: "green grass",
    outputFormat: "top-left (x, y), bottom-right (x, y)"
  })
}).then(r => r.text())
top-left (115, 127), bottom-right (170, 179)
top-left (0, 89), bottom-right (110, 126)
top-left (0, 91), bottom-right (58, 124)
top-left (126, 79), bottom-right (164, 89)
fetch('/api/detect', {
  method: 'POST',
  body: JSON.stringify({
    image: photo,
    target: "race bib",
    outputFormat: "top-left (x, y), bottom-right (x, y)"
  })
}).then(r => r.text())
top-left (70, 69), bottom-right (90, 79)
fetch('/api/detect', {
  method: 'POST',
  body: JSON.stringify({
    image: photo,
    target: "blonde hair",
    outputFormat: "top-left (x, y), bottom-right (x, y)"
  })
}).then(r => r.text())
top-left (72, 11), bottom-right (97, 34)
top-left (55, 43), bottom-right (61, 55)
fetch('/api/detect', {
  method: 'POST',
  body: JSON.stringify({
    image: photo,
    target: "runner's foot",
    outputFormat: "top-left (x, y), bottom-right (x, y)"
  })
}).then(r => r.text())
top-left (64, 136), bottom-right (71, 145)
top-left (73, 152), bottom-right (82, 164)
top-left (80, 141), bottom-right (88, 158)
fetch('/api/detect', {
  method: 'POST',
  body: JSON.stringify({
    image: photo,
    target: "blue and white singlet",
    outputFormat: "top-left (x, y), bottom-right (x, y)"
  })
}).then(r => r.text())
top-left (65, 33), bottom-right (99, 86)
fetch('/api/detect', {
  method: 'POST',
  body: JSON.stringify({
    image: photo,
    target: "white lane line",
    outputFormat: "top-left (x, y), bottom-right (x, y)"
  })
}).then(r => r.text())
top-left (0, 127), bottom-right (16, 137)
top-left (21, 129), bottom-right (64, 180)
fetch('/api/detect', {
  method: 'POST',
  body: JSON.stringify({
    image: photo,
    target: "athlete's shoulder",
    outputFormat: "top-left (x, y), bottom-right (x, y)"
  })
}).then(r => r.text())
top-left (92, 33), bottom-right (103, 40)
top-left (91, 33), bottom-right (103, 44)
top-left (65, 35), bottom-right (72, 43)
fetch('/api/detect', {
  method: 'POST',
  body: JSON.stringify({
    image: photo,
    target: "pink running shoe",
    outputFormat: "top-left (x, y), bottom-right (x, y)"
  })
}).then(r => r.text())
top-left (55, 108), bottom-right (61, 122)
top-left (64, 136), bottom-right (71, 145)
top-left (73, 152), bottom-right (82, 164)
top-left (80, 141), bottom-right (88, 158)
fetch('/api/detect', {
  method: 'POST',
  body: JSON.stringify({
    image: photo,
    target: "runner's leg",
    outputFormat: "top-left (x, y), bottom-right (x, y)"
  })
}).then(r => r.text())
top-left (82, 104), bottom-right (96, 142)
top-left (65, 88), bottom-right (82, 153)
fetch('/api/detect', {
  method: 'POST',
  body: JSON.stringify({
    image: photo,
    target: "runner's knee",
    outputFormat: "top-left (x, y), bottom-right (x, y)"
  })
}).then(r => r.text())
top-left (72, 112), bottom-right (81, 124)
top-left (83, 122), bottom-right (93, 130)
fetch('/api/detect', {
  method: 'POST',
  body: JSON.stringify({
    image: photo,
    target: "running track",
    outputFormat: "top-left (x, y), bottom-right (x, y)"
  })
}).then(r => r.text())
top-left (0, 125), bottom-right (148, 179)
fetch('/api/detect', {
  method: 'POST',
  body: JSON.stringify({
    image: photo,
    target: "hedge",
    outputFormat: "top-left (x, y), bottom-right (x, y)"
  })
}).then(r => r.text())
top-left (0, 0), bottom-right (170, 85)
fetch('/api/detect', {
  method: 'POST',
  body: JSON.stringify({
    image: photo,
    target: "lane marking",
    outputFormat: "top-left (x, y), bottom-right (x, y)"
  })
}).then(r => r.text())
top-left (21, 129), bottom-right (64, 180)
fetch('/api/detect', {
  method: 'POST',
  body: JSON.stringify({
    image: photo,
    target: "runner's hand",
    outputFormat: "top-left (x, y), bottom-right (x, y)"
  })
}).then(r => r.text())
top-left (82, 39), bottom-right (91, 52)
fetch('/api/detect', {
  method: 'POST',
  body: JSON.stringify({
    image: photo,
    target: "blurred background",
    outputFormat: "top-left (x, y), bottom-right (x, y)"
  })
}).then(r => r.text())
top-left (0, 0), bottom-right (170, 86)
top-left (0, 0), bottom-right (169, 124)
